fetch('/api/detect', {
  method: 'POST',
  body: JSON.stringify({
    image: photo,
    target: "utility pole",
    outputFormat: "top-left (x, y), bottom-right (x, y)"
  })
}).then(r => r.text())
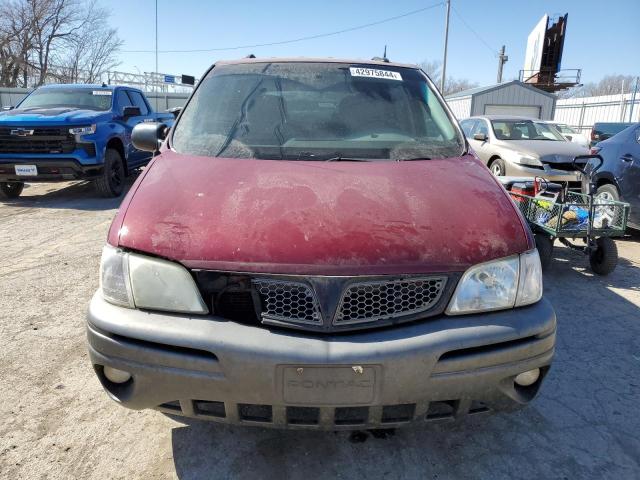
top-left (440, 0), bottom-right (450, 94)
top-left (629, 76), bottom-right (639, 122)
top-left (497, 45), bottom-right (508, 83)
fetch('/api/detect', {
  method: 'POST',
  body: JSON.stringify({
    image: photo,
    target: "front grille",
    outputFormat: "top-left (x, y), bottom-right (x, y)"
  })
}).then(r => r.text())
top-left (334, 277), bottom-right (447, 325)
top-left (252, 279), bottom-right (322, 325)
top-left (194, 271), bottom-right (452, 333)
top-left (179, 399), bottom-right (492, 427)
top-left (0, 126), bottom-right (76, 154)
top-left (544, 162), bottom-right (578, 172)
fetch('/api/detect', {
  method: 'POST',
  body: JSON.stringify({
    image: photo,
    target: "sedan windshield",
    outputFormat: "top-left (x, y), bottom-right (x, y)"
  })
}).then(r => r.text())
top-left (18, 88), bottom-right (113, 111)
top-left (491, 120), bottom-right (565, 141)
top-left (172, 62), bottom-right (464, 161)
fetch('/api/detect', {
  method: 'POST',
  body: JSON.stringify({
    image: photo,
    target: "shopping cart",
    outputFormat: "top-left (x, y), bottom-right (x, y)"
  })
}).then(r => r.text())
top-left (508, 155), bottom-right (630, 275)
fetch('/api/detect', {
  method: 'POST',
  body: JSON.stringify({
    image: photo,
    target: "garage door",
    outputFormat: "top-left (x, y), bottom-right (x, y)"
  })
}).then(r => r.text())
top-left (483, 104), bottom-right (541, 118)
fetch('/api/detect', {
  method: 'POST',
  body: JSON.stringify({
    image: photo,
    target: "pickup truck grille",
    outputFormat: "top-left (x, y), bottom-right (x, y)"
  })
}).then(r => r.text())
top-left (0, 127), bottom-right (76, 154)
top-left (196, 272), bottom-right (452, 333)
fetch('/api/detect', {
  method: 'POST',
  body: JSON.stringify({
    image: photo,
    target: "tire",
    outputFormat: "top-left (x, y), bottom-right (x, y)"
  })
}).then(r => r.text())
top-left (589, 237), bottom-right (618, 275)
top-left (595, 183), bottom-right (619, 202)
top-left (534, 233), bottom-right (554, 270)
top-left (94, 148), bottom-right (125, 198)
top-left (0, 181), bottom-right (24, 199)
top-left (489, 158), bottom-right (506, 176)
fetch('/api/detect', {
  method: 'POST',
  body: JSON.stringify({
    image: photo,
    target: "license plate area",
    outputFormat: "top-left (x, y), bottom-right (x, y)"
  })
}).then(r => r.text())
top-left (15, 165), bottom-right (37, 176)
top-left (279, 365), bottom-right (380, 405)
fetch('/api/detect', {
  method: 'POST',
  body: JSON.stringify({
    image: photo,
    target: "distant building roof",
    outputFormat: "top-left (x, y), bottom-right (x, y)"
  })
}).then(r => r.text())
top-left (446, 80), bottom-right (556, 99)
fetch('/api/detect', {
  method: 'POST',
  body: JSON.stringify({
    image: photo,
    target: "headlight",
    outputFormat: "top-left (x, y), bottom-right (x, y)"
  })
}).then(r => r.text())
top-left (446, 249), bottom-right (542, 315)
top-left (69, 124), bottom-right (96, 135)
top-left (504, 151), bottom-right (542, 167)
top-left (99, 245), bottom-right (208, 314)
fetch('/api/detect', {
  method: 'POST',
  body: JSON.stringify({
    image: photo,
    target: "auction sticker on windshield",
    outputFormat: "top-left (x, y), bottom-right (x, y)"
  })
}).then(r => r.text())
top-left (92, 90), bottom-right (112, 96)
top-left (349, 67), bottom-right (402, 81)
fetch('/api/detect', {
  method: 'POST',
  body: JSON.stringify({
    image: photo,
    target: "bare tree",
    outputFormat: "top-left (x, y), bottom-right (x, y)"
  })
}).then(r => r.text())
top-left (560, 74), bottom-right (638, 99)
top-left (418, 60), bottom-right (478, 96)
top-left (0, 0), bottom-right (35, 87)
top-left (0, 0), bottom-right (121, 87)
top-left (56, 2), bottom-right (122, 83)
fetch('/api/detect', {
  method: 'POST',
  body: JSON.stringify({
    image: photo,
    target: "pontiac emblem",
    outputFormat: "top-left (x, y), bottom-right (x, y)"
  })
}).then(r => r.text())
top-left (10, 128), bottom-right (34, 137)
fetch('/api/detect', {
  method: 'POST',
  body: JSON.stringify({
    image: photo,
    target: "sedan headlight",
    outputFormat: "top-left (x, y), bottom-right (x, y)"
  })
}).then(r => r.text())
top-left (446, 250), bottom-right (542, 315)
top-left (504, 151), bottom-right (542, 167)
top-left (69, 124), bottom-right (96, 135)
top-left (100, 245), bottom-right (208, 314)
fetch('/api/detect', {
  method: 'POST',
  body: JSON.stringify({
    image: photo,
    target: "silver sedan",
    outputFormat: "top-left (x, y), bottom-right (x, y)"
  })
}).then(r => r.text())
top-left (460, 115), bottom-right (589, 183)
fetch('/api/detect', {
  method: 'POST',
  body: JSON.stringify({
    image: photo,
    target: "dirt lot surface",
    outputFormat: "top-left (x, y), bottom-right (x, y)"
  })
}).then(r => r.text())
top-left (1, 181), bottom-right (639, 480)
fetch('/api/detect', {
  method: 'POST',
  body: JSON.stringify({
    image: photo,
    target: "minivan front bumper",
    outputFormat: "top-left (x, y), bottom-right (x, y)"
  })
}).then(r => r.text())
top-left (87, 293), bottom-right (556, 429)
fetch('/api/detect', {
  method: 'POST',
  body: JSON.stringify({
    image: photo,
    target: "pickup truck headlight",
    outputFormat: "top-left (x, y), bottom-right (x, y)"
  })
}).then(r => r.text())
top-left (69, 124), bottom-right (96, 135)
top-left (446, 250), bottom-right (542, 315)
top-left (100, 245), bottom-right (208, 314)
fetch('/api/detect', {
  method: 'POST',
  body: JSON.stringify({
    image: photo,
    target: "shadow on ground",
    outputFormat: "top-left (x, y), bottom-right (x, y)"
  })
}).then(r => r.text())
top-left (0, 176), bottom-right (138, 212)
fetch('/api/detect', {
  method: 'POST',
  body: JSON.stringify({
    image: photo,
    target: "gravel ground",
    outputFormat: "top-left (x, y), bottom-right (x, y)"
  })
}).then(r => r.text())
top-left (1, 181), bottom-right (639, 480)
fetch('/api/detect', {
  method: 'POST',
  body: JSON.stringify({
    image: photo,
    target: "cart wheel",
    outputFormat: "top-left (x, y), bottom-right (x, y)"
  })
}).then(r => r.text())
top-left (534, 234), bottom-right (553, 270)
top-left (589, 237), bottom-right (618, 276)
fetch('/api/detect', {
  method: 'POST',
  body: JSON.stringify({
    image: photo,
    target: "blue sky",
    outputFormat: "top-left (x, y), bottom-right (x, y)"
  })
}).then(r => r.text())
top-left (102, 0), bottom-right (639, 86)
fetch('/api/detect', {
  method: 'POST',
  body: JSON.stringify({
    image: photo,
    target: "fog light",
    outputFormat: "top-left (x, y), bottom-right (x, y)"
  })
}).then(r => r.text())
top-left (514, 368), bottom-right (540, 387)
top-left (103, 366), bottom-right (131, 384)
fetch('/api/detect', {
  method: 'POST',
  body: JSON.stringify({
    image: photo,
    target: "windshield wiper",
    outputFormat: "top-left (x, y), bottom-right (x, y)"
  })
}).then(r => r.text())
top-left (397, 157), bottom-right (431, 161)
top-left (325, 156), bottom-right (372, 162)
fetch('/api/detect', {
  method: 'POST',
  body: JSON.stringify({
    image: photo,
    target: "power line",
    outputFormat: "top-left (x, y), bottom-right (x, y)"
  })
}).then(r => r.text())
top-left (451, 5), bottom-right (498, 57)
top-left (122, 2), bottom-right (445, 54)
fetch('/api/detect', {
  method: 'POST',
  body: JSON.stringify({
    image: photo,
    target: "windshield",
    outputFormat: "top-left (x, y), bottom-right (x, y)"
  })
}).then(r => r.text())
top-left (491, 119), bottom-right (565, 141)
top-left (18, 88), bottom-right (113, 111)
top-left (556, 124), bottom-right (578, 135)
top-left (172, 62), bottom-right (464, 161)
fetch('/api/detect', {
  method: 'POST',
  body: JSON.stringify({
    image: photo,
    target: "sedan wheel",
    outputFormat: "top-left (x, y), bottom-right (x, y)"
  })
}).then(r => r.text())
top-left (489, 158), bottom-right (506, 177)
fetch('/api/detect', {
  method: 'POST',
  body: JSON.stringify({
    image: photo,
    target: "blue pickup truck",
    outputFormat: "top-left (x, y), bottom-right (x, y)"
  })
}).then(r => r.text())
top-left (0, 84), bottom-right (174, 198)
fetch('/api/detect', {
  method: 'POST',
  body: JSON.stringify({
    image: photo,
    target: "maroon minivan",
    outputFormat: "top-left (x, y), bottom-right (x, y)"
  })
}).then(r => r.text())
top-left (87, 58), bottom-right (555, 429)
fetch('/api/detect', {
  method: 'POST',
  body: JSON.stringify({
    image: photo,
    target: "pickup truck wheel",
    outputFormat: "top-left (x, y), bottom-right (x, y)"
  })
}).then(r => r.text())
top-left (0, 181), bottom-right (24, 199)
top-left (95, 149), bottom-right (125, 198)
top-left (489, 158), bottom-right (506, 176)
top-left (589, 237), bottom-right (618, 275)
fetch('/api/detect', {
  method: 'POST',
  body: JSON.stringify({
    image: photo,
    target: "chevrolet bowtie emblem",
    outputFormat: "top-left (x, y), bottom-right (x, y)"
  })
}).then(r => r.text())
top-left (10, 128), bottom-right (34, 137)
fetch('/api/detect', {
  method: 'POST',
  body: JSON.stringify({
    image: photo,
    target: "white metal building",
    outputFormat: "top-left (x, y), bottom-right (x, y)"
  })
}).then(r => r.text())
top-left (445, 81), bottom-right (557, 120)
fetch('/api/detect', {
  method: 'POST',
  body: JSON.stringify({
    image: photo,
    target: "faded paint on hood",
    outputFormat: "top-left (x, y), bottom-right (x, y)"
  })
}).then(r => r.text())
top-left (113, 151), bottom-right (530, 275)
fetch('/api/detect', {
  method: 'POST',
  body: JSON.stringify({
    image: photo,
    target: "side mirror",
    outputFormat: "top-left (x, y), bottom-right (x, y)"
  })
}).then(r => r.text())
top-left (168, 107), bottom-right (182, 119)
top-left (132, 122), bottom-right (168, 152)
top-left (565, 135), bottom-right (573, 141)
top-left (473, 133), bottom-right (488, 142)
top-left (122, 106), bottom-right (142, 118)
top-left (2, 105), bottom-right (14, 111)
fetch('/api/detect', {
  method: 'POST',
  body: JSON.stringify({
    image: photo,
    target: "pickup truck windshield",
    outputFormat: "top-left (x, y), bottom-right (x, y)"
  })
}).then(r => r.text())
top-left (172, 62), bottom-right (464, 161)
top-left (492, 120), bottom-right (565, 141)
top-left (18, 89), bottom-right (112, 111)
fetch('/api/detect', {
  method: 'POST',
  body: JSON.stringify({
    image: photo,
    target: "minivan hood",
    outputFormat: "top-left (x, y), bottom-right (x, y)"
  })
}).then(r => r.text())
top-left (497, 139), bottom-right (588, 161)
top-left (0, 107), bottom-right (108, 125)
top-left (114, 151), bottom-right (530, 275)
